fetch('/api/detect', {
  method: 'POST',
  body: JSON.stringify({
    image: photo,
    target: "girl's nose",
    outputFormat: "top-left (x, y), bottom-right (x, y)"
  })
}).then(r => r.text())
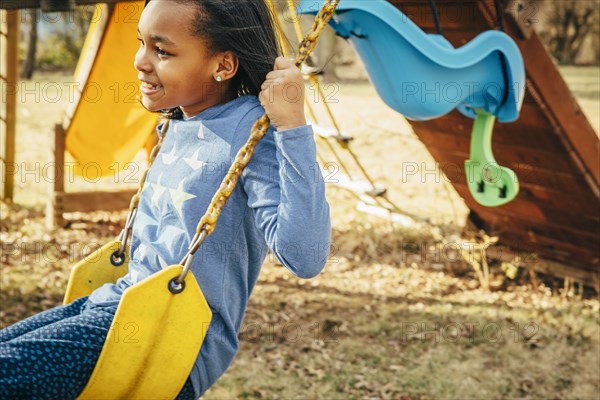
top-left (134, 46), bottom-right (151, 73)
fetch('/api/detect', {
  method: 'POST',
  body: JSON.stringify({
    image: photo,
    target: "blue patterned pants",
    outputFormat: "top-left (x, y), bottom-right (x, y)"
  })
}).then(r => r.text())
top-left (0, 297), bottom-right (196, 399)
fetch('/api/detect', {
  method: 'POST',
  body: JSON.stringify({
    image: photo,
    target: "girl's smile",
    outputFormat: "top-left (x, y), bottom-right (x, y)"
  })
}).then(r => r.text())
top-left (139, 79), bottom-right (163, 97)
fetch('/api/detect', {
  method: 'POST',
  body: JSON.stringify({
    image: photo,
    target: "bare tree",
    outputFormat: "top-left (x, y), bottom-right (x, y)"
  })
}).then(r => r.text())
top-left (20, 9), bottom-right (38, 79)
top-left (538, 0), bottom-right (600, 65)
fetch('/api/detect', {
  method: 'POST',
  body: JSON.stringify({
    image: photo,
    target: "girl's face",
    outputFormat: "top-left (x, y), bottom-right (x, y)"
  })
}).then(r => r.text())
top-left (135, 1), bottom-right (223, 118)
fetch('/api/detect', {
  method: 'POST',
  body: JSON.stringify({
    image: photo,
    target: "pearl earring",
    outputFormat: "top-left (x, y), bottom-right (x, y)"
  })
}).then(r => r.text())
top-left (215, 75), bottom-right (223, 82)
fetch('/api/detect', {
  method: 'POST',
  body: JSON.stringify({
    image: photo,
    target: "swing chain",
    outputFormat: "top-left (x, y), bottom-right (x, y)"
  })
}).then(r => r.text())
top-left (294, 0), bottom-right (339, 68)
top-left (113, 207), bottom-right (137, 263)
top-left (174, 229), bottom-right (208, 286)
top-left (173, 0), bottom-right (340, 286)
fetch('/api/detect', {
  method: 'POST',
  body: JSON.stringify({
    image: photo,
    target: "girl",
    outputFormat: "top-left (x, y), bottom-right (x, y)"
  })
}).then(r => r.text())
top-left (0, 0), bottom-right (331, 398)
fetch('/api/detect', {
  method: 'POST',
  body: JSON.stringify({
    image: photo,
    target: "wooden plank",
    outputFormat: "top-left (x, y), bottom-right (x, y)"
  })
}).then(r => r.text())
top-left (450, 176), bottom-right (600, 223)
top-left (495, 230), bottom-right (599, 269)
top-left (46, 124), bottom-right (66, 228)
top-left (426, 145), bottom-right (595, 201)
top-left (0, 9), bottom-right (18, 201)
top-left (59, 190), bottom-right (137, 213)
top-left (467, 201), bottom-right (600, 244)
top-left (457, 200), bottom-right (599, 269)
top-left (0, 12), bottom-right (4, 199)
top-left (415, 105), bottom-right (568, 152)
top-left (450, 178), bottom-right (599, 233)
top-left (488, 243), bottom-right (599, 287)
top-left (486, 241), bottom-right (598, 279)
top-left (387, 2), bottom-right (488, 31)
top-left (52, 124), bottom-right (66, 193)
top-left (492, 9), bottom-right (600, 185)
top-left (417, 128), bottom-right (577, 175)
top-left (528, 261), bottom-right (599, 292)
top-left (470, 211), bottom-right (598, 263)
top-left (447, 163), bottom-right (600, 221)
top-left (418, 123), bottom-right (566, 163)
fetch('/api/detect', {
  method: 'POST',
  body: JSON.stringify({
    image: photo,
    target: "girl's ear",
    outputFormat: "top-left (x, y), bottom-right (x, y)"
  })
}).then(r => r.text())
top-left (215, 51), bottom-right (239, 81)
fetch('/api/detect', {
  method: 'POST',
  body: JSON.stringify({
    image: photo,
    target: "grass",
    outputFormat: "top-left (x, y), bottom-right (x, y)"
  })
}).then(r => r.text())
top-left (1, 66), bottom-right (599, 399)
top-left (203, 256), bottom-right (600, 399)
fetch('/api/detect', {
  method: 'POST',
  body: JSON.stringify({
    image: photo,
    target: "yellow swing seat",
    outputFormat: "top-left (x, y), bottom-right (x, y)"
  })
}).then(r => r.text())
top-left (64, 241), bottom-right (212, 400)
top-left (63, 241), bottom-right (130, 303)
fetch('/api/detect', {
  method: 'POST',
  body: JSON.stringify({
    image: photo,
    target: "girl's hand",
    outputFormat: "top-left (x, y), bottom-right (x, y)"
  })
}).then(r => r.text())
top-left (259, 56), bottom-right (306, 131)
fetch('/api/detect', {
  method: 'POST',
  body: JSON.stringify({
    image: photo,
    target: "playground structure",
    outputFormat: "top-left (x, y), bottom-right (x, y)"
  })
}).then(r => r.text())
top-left (1, 0), bottom-right (151, 227)
top-left (1, 0), bottom-right (598, 286)
top-left (298, 0), bottom-right (599, 287)
top-left (52, 1), bottom-right (158, 227)
top-left (385, 0), bottom-right (599, 286)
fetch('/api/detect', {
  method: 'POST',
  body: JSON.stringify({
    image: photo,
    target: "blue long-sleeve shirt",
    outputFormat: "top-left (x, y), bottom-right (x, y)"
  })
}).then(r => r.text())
top-left (89, 95), bottom-right (331, 396)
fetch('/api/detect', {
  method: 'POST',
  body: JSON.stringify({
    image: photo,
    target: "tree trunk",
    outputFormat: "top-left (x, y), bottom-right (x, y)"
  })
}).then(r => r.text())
top-left (539, 0), bottom-right (600, 65)
top-left (20, 9), bottom-right (38, 79)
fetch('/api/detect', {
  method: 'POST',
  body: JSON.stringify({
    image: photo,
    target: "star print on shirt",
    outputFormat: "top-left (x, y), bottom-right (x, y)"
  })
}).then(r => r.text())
top-left (161, 144), bottom-right (179, 165)
top-left (197, 123), bottom-right (205, 140)
top-left (151, 174), bottom-right (167, 209)
top-left (183, 148), bottom-right (204, 170)
top-left (148, 175), bottom-right (197, 219)
top-left (169, 181), bottom-right (197, 218)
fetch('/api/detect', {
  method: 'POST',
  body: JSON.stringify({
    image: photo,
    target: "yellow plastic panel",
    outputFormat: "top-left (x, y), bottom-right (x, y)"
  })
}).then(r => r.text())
top-left (64, 241), bottom-right (130, 304)
top-left (66, 1), bottom-right (159, 177)
top-left (77, 265), bottom-right (212, 399)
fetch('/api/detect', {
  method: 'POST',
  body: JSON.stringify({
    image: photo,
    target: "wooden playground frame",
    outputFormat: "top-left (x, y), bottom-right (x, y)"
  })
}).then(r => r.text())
top-left (46, 3), bottom-right (140, 228)
top-left (1, 1), bottom-right (145, 228)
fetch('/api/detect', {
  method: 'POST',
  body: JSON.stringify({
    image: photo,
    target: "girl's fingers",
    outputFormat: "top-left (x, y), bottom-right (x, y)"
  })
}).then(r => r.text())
top-left (274, 56), bottom-right (294, 70)
top-left (258, 89), bottom-right (267, 106)
top-left (265, 70), bottom-right (285, 81)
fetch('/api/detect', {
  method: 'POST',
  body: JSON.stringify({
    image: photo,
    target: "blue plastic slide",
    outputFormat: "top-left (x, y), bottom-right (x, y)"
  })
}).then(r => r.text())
top-left (297, 0), bottom-right (525, 122)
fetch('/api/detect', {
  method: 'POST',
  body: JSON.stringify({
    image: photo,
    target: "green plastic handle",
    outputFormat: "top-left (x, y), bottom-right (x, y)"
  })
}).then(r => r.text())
top-left (464, 110), bottom-right (519, 207)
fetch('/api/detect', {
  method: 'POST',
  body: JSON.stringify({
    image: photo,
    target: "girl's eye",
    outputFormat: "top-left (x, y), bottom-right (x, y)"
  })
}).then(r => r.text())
top-left (136, 37), bottom-right (170, 57)
top-left (155, 47), bottom-right (171, 57)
